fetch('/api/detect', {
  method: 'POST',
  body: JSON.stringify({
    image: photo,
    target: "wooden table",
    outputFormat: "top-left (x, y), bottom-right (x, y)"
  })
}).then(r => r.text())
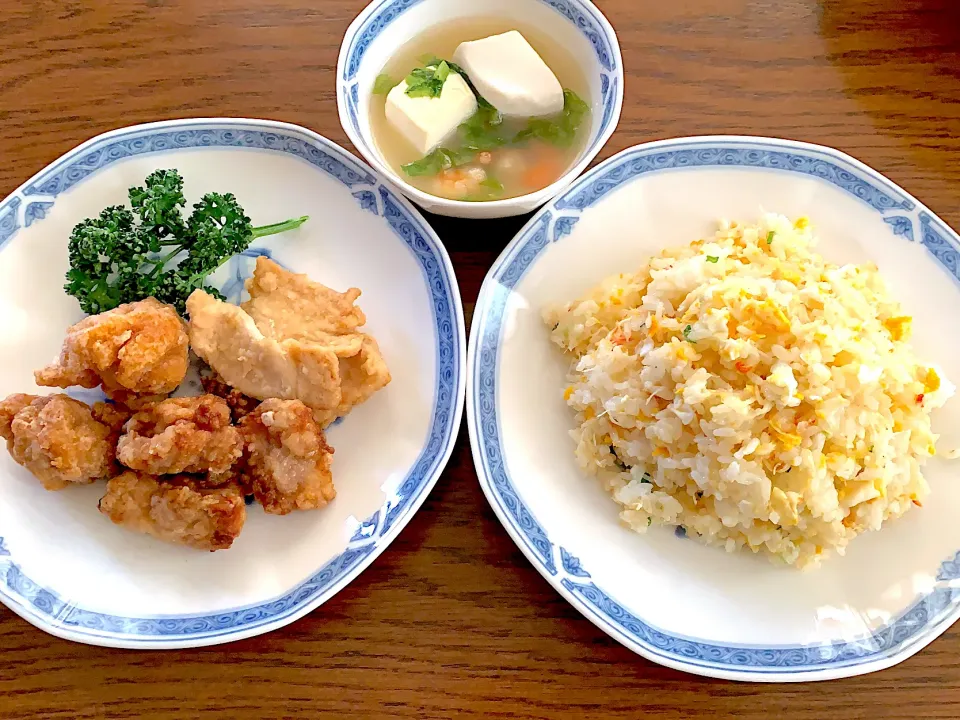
top-left (2, 0), bottom-right (959, 717)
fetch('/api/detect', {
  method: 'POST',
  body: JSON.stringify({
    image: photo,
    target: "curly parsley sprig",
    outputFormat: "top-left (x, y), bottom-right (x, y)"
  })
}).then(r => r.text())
top-left (65, 169), bottom-right (307, 315)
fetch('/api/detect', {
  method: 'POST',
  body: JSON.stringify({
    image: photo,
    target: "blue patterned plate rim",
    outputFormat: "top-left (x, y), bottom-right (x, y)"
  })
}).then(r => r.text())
top-left (466, 134), bottom-right (960, 682)
top-left (0, 118), bottom-right (467, 648)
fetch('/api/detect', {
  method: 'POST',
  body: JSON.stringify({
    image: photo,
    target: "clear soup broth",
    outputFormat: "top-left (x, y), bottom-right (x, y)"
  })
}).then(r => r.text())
top-left (369, 18), bottom-right (592, 202)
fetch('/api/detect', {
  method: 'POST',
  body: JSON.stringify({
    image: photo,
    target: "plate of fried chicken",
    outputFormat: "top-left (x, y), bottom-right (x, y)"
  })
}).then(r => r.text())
top-left (0, 119), bottom-right (465, 647)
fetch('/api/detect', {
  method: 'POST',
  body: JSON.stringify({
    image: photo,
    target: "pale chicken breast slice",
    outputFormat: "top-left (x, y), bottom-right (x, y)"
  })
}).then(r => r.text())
top-left (243, 257), bottom-right (366, 341)
top-left (242, 258), bottom-right (391, 423)
top-left (315, 335), bottom-right (392, 427)
top-left (186, 290), bottom-right (353, 422)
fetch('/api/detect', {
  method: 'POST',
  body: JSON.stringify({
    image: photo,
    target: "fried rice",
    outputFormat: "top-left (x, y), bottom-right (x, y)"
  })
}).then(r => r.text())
top-left (545, 214), bottom-right (954, 568)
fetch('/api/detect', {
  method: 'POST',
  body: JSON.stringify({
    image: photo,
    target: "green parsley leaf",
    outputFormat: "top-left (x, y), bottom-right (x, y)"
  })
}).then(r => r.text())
top-left (480, 176), bottom-right (504, 191)
top-left (647, 517), bottom-right (653, 527)
top-left (766, 230), bottom-right (776, 244)
top-left (373, 73), bottom-right (397, 95)
top-left (683, 325), bottom-right (695, 343)
top-left (706, 255), bottom-right (719, 263)
top-left (64, 169), bottom-right (307, 316)
top-left (128, 168), bottom-right (187, 244)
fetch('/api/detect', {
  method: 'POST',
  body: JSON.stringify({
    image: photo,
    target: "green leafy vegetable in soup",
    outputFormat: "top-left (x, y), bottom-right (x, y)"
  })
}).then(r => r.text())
top-left (398, 89), bottom-right (590, 200)
top-left (373, 73), bottom-right (397, 95)
top-left (514, 90), bottom-right (590, 148)
top-left (65, 169), bottom-right (308, 316)
top-left (459, 105), bottom-right (510, 151)
top-left (480, 176), bottom-right (504, 192)
top-left (370, 22), bottom-right (592, 202)
top-left (462, 175), bottom-right (507, 203)
top-left (418, 56), bottom-right (496, 110)
top-left (403, 61), bottom-right (453, 98)
top-left (402, 147), bottom-right (476, 177)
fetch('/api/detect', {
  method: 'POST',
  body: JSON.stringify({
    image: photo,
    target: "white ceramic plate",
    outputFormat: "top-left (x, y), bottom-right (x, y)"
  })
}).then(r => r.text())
top-left (0, 118), bottom-right (466, 649)
top-left (467, 136), bottom-right (960, 682)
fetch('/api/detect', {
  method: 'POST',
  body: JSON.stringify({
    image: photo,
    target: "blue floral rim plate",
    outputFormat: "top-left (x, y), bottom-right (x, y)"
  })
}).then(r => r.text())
top-left (0, 118), bottom-right (466, 648)
top-left (467, 135), bottom-right (960, 682)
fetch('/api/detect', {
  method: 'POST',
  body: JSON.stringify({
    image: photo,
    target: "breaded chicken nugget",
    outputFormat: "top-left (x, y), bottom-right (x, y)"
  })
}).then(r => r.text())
top-left (99, 471), bottom-right (245, 551)
top-left (0, 393), bottom-right (120, 490)
top-left (239, 398), bottom-right (335, 515)
top-left (36, 297), bottom-right (189, 400)
top-left (116, 395), bottom-right (242, 476)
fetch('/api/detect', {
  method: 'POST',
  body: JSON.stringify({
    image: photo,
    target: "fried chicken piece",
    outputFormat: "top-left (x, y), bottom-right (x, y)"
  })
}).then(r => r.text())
top-left (102, 389), bottom-right (171, 411)
top-left (243, 257), bottom-right (366, 339)
top-left (243, 258), bottom-right (391, 425)
top-left (90, 401), bottom-right (132, 434)
top-left (0, 393), bottom-right (119, 491)
top-left (116, 395), bottom-right (242, 476)
top-left (187, 290), bottom-right (347, 422)
top-left (200, 371), bottom-right (261, 421)
top-left (188, 258), bottom-right (390, 427)
top-left (99, 471), bottom-right (245, 551)
top-left (0, 394), bottom-right (35, 439)
top-left (239, 399), bottom-right (336, 515)
top-left (317, 335), bottom-right (392, 427)
top-left (35, 298), bottom-right (189, 399)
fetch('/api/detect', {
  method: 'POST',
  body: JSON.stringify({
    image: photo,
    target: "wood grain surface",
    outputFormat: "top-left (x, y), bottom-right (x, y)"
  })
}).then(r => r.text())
top-left (2, 0), bottom-right (960, 717)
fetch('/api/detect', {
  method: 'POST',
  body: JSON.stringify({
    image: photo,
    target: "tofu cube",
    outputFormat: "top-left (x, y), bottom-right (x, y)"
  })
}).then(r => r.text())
top-left (385, 72), bottom-right (478, 156)
top-left (453, 31), bottom-right (564, 118)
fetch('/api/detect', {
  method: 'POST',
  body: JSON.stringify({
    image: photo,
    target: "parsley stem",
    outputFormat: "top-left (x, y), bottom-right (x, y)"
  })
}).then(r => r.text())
top-left (251, 215), bottom-right (310, 240)
top-left (146, 244), bottom-right (189, 278)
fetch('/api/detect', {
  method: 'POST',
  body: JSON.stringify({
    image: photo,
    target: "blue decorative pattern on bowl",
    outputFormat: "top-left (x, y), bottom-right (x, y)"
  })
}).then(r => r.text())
top-left (468, 136), bottom-right (960, 680)
top-left (342, 0), bottom-right (617, 83)
top-left (0, 120), bottom-right (463, 646)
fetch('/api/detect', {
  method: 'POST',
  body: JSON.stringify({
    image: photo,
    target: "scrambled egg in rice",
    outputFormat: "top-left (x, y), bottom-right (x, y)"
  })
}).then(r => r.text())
top-left (545, 214), bottom-right (954, 568)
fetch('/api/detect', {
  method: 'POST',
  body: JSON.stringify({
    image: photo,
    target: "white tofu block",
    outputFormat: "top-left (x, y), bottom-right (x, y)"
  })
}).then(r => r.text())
top-left (453, 31), bottom-right (564, 118)
top-left (385, 73), bottom-right (478, 156)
